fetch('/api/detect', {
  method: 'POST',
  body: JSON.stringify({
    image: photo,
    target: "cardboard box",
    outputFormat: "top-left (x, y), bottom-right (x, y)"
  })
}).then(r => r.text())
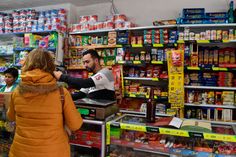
top-left (0, 92), bottom-right (12, 109)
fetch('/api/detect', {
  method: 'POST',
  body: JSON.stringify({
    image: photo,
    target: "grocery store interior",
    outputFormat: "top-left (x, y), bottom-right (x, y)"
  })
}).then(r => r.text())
top-left (0, 0), bottom-right (236, 157)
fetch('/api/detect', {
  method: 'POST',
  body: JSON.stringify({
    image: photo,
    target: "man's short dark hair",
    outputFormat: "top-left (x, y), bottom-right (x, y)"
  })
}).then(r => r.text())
top-left (82, 49), bottom-right (100, 59)
top-left (4, 68), bottom-right (19, 79)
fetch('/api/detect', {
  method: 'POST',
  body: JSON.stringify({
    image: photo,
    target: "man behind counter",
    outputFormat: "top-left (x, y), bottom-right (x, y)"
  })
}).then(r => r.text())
top-left (53, 49), bottom-right (115, 101)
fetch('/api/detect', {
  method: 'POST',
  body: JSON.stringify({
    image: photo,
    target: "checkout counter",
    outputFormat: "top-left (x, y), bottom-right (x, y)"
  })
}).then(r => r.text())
top-left (70, 98), bottom-right (118, 157)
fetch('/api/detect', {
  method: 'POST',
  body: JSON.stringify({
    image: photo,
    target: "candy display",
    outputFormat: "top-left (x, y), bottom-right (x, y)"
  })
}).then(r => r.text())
top-left (109, 115), bottom-right (236, 156)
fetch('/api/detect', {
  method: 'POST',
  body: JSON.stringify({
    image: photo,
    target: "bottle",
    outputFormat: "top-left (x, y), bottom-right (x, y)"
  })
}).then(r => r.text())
top-left (146, 88), bottom-right (156, 123)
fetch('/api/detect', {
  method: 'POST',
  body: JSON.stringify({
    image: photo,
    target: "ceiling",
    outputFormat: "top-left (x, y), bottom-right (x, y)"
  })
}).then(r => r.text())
top-left (0, 0), bottom-right (110, 11)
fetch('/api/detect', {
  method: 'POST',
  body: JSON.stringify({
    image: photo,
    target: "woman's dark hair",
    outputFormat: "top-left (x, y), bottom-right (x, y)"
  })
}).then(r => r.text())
top-left (4, 68), bottom-right (18, 79)
top-left (82, 49), bottom-right (100, 59)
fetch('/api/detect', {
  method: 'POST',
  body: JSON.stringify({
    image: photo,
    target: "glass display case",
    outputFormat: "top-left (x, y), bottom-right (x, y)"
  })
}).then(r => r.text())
top-left (106, 114), bottom-right (236, 157)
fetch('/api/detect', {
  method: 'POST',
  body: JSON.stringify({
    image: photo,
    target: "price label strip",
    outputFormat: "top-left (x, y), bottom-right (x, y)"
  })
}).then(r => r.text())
top-left (204, 133), bottom-right (236, 142)
top-left (159, 128), bottom-right (189, 137)
top-left (120, 123), bottom-right (147, 132)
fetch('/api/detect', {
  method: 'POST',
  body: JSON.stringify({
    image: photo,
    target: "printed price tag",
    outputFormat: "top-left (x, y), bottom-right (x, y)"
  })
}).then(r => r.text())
top-left (117, 60), bottom-right (125, 64)
top-left (159, 128), bottom-right (189, 137)
top-left (133, 61), bottom-right (141, 64)
top-left (152, 78), bottom-right (159, 81)
top-left (189, 132), bottom-right (204, 138)
top-left (146, 127), bottom-right (160, 133)
top-left (116, 45), bottom-right (123, 47)
top-left (212, 67), bottom-right (228, 71)
top-left (187, 67), bottom-right (200, 70)
top-left (132, 44), bottom-right (143, 47)
top-left (153, 44), bottom-right (164, 47)
top-left (222, 40), bottom-right (229, 43)
top-left (204, 133), bottom-right (236, 142)
top-left (106, 122), bottom-right (111, 144)
top-left (120, 123), bottom-right (147, 132)
top-left (0, 121), bottom-right (4, 127)
top-left (129, 93), bottom-right (136, 98)
top-left (151, 61), bottom-right (163, 64)
top-left (197, 40), bottom-right (210, 43)
top-left (177, 40), bottom-right (184, 44)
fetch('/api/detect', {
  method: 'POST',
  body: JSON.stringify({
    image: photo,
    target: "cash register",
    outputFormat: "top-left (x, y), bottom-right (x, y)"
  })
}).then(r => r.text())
top-left (74, 98), bottom-right (118, 120)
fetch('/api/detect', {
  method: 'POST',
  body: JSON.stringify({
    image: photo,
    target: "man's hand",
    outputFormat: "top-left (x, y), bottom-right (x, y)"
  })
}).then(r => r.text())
top-left (53, 71), bottom-right (63, 80)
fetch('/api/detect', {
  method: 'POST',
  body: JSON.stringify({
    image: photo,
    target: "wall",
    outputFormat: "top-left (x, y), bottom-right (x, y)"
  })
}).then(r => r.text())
top-left (75, 0), bottom-right (235, 26)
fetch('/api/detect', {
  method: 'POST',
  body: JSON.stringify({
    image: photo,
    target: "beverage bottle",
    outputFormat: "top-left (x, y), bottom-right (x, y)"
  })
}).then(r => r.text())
top-left (146, 88), bottom-right (156, 123)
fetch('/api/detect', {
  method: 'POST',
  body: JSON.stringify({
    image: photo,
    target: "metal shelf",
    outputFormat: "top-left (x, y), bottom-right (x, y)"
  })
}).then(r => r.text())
top-left (83, 119), bottom-right (104, 125)
top-left (69, 25), bottom-right (177, 35)
top-left (70, 143), bottom-right (92, 148)
top-left (184, 85), bottom-right (236, 90)
top-left (179, 23), bottom-right (236, 28)
top-left (185, 103), bottom-right (236, 109)
top-left (0, 30), bottom-right (58, 36)
top-left (183, 118), bottom-right (236, 125)
top-left (133, 148), bottom-right (170, 156)
top-left (119, 109), bottom-right (171, 117)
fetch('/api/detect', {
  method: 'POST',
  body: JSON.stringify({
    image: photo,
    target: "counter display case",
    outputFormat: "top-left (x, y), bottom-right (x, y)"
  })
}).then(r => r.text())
top-left (106, 114), bottom-right (236, 157)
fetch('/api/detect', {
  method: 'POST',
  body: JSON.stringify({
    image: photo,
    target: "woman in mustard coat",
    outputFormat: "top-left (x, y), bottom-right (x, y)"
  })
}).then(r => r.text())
top-left (7, 48), bottom-right (83, 157)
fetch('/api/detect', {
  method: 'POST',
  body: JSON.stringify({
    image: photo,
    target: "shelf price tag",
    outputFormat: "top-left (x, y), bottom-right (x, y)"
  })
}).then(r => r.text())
top-left (153, 44), bottom-right (164, 47)
top-left (177, 40), bottom-right (185, 44)
top-left (0, 121), bottom-right (4, 127)
top-left (152, 78), bottom-right (159, 81)
top-left (197, 40), bottom-right (210, 43)
top-left (151, 61), bottom-right (163, 64)
top-left (117, 60), bottom-right (125, 64)
top-left (133, 61), bottom-right (141, 64)
top-left (132, 44), bottom-right (143, 47)
top-left (106, 122), bottom-right (111, 144)
top-left (129, 93), bottom-right (136, 98)
top-left (159, 128), bottom-right (189, 137)
top-left (187, 67), bottom-right (200, 70)
top-left (120, 123), bottom-right (147, 132)
top-left (116, 44), bottom-right (123, 47)
top-left (212, 67), bottom-right (228, 71)
top-left (189, 132), bottom-right (204, 138)
top-left (204, 133), bottom-right (236, 142)
top-left (222, 40), bottom-right (229, 43)
top-left (146, 127), bottom-right (160, 133)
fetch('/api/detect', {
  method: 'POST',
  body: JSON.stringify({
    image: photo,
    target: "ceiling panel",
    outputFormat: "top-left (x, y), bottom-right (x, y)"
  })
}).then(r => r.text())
top-left (0, 0), bottom-right (110, 11)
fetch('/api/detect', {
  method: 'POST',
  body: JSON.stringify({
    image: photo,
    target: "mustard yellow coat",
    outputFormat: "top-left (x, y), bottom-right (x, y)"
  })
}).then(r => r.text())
top-left (7, 69), bottom-right (83, 157)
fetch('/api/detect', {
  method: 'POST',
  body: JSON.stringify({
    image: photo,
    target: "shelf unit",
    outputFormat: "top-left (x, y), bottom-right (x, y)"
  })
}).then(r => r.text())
top-left (185, 103), bottom-right (236, 109)
top-left (184, 85), bottom-right (236, 90)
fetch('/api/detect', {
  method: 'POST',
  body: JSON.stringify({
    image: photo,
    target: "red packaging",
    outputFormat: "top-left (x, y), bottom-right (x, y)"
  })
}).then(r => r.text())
top-left (95, 22), bottom-right (104, 30)
top-left (88, 15), bottom-right (98, 23)
top-left (81, 23), bottom-right (89, 31)
top-left (103, 21), bottom-right (114, 29)
top-left (79, 16), bottom-right (89, 24)
top-left (113, 14), bottom-right (127, 22)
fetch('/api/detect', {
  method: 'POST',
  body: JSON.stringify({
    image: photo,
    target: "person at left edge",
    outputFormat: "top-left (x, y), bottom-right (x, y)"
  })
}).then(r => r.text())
top-left (0, 68), bottom-right (18, 92)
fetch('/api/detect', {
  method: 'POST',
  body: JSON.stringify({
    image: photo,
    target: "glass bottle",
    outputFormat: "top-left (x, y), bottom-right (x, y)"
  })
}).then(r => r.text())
top-left (146, 88), bottom-right (156, 123)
